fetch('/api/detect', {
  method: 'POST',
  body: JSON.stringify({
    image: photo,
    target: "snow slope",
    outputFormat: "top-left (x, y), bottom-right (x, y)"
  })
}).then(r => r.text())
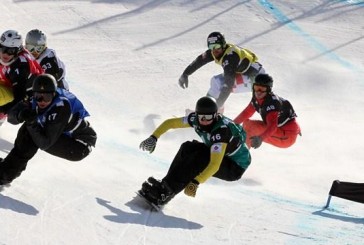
top-left (1, 0), bottom-right (364, 244)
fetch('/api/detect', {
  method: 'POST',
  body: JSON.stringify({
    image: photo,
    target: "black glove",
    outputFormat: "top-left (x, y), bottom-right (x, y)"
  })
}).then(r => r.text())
top-left (250, 136), bottom-right (263, 149)
top-left (184, 179), bottom-right (199, 197)
top-left (178, 74), bottom-right (189, 89)
top-left (139, 135), bottom-right (157, 153)
top-left (18, 108), bottom-right (37, 124)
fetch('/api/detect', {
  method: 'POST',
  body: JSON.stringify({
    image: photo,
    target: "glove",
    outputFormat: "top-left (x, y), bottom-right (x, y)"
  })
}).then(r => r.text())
top-left (178, 74), bottom-right (189, 89)
top-left (184, 179), bottom-right (199, 197)
top-left (250, 136), bottom-right (263, 149)
top-left (139, 135), bottom-right (157, 153)
top-left (18, 108), bottom-right (37, 124)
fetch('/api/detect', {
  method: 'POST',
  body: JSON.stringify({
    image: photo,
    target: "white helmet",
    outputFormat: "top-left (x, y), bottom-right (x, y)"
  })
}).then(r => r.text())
top-left (0, 30), bottom-right (23, 49)
top-left (25, 29), bottom-right (47, 56)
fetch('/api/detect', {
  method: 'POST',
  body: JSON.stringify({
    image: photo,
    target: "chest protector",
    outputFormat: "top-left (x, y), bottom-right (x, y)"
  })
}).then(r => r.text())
top-left (190, 114), bottom-right (246, 148)
top-left (212, 44), bottom-right (258, 67)
top-left (32, 88), bottom-right (90, 132)
top-left (0, 51), bottom-right (43, 88)
top-left (188, 114), bottom-right (250, 169)
top-left (252, 93), bottom-right (297, 127)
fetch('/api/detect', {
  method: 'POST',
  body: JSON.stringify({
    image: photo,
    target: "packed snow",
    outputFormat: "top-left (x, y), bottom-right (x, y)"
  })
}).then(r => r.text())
top-left (1, 0), bottom-right (363, 244)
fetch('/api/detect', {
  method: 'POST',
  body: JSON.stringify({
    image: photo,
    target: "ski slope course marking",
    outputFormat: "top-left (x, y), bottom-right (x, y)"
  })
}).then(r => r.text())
top-left (258, 0), bottom-right (364, 74)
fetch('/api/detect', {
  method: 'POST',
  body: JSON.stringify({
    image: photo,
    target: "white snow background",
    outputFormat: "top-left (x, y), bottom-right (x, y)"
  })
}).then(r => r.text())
top-left (1, 0), bottom-right (364, 244)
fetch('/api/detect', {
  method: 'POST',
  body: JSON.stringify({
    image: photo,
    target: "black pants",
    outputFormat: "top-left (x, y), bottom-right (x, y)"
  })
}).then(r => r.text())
top-left (162, 141), bottom-right (245, 194)
top-left (0, 124), bottom-right (91, 184)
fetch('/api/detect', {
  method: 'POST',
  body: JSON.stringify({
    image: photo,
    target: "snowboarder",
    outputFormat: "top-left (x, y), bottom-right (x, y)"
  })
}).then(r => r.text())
top-left (234, 74), bottom-right (301, 149)
top-left (25, 29), bottom-right (70, 90)
top-left (0, 29), bottom-right (43, 125)
top-left (0, 74), bottom-right (97, 186)
top-left (178, 31), bottom-right (266, 112)
top-left (138, 96), bottom-right (251, 208)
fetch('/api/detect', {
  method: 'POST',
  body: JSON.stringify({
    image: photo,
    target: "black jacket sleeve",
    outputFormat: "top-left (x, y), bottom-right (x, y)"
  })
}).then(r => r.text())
top-left (182, 50), bottom-right (214, 76)
top-left (7, 100), bottom-right (30, 125)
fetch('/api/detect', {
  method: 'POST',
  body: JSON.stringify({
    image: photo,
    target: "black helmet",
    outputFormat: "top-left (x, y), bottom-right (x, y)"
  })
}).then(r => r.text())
top-left (32, 74), bottom-right (57, 93)
top-left (207, 32), bottom-right (226, 49)
top-left (253, 74), bottom-right (273, 92)
top-left (195, 96), bottom-right (218, 115)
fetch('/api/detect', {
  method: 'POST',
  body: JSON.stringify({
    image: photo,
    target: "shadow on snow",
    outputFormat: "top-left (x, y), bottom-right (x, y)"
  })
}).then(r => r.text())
top-left (96, 197), bottom-right (203, 229)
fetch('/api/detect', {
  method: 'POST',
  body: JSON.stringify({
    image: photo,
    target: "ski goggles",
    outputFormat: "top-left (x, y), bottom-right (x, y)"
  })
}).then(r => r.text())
top-left (34, 92), bottom-right (54, 103)
top-left (208, 43), bottom-right (222, 50)
top-left (0, 45), bottom-right (18, 55)
top-left (253, 85), bottom-right (268, 93)
top-left (197, 114), bottom-right (215, 121)
top-left (25, 44), bottom-right (45, 54)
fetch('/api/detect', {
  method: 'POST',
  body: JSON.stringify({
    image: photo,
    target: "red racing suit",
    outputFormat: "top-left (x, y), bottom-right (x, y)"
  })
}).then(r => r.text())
top-left (234, 92), bottom-right (301, 148)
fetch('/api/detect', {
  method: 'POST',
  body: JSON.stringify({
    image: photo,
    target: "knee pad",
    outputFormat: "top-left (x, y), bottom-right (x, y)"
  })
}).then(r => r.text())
top-left (207, 74), bottom-right (224, 99)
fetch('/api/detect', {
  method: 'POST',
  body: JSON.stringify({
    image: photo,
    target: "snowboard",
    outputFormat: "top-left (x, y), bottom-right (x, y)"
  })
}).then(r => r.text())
top-left (135, 190), bottom-right (161, 212)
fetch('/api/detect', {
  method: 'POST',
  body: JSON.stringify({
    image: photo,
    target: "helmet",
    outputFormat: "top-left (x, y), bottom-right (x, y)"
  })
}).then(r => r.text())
top-left (32, 74), bottom-right (57, 93)
top-left (25, 29), bottom-right (47, 56)
top-left (195, 96), bottom-right (218, 115)
top-left (253, 74), bottom-right (273, 92)
top-left (0, 30), bottom-right (23, 55)
top-left (207, 32), bottom-right (226, 49)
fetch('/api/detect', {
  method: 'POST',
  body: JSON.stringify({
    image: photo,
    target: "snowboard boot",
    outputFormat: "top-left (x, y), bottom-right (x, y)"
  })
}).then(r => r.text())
top-left (141, 179), bottom-right (160, 205)
top-left (139, 183), bottom-right (155, 204)
top-left (148, 177), bottom-right (175, 206)
top-left (142, 177), bottom-right (175, 206)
